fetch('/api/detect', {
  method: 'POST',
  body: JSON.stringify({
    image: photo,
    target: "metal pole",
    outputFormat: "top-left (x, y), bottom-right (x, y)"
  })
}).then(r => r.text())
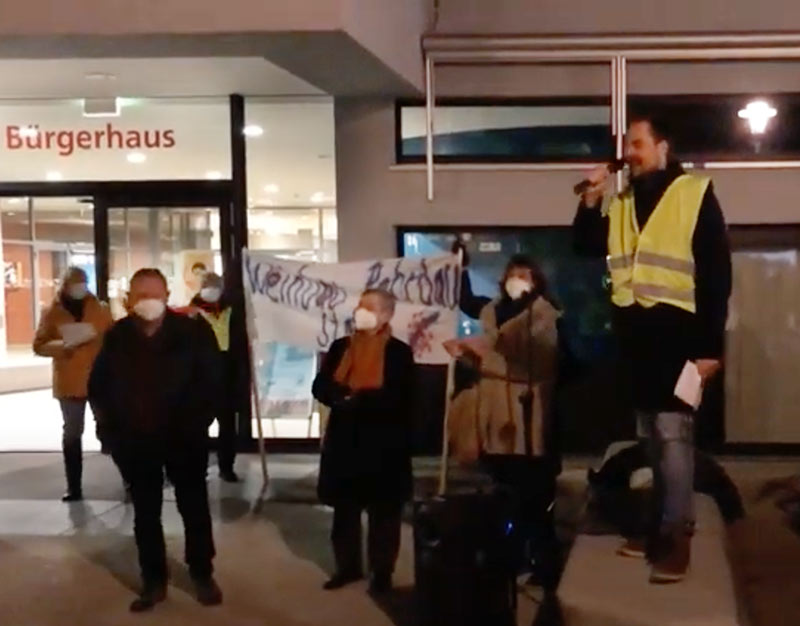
top-left (619, 56), bottom-right (628, 131)
top-left (425, 54), bottom-right (435, 202)
top-left (616, 56), bottom-right (626, 191)
top-left (610, 58), bottom-right (618, 142)
top-left (424, 32), bottom-right (800, 52)
top-left (428, 47), bottom-right (800, 64)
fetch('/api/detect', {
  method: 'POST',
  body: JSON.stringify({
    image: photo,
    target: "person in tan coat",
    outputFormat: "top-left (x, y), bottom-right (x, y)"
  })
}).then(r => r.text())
top-left (33, 267), bottom-right (112, 501)
top-left (444, 254), bottom-right (562, 590)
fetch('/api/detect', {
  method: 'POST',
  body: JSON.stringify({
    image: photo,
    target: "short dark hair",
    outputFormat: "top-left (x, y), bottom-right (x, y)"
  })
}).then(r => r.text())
top-left (500, 254), bottom-right (560, 309)
top-left (627, 111), bottom-right (672, 145)
top-left (130, 268), bottom-right (168, 290)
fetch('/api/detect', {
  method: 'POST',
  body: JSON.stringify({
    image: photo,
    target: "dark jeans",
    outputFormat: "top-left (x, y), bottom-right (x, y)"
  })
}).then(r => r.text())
top-left (113, 441), bottom-right (215, 584)
top-left (331, 500), bottom-right (403, 577)
top-left (59, 398), bottom-right (86, 492)
top-left (637, 411), bottom-right (695, 531)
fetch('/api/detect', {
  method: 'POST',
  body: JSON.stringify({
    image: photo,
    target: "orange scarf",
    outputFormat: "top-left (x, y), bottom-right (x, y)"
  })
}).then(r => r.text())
top-left (333, 325), bottom-right (391, 391)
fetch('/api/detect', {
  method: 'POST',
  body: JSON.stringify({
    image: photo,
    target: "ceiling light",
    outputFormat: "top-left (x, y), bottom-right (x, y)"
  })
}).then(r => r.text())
top-left (7, 197), bottom-right (22, 205)
top-left (46, 171), bottom-right (63, 182)
top-left (83, 97), bottom-right (120, 118)
top-left (84, 72), bottom-right (117, 81)
top-left (738, 100), bottom-right (777, 135)
top-left (18, 126), bottom-right (38, 138)
top-left (243, 125), bottom-right (264, 138)
top-left (263, 183), bottom-right (280, 194)
top-left (310, 192), bottom-right (326, 203)
top-left (205, 170), bottom-right (223, 180)
top-left (126, 152), bottom-right (147, 164)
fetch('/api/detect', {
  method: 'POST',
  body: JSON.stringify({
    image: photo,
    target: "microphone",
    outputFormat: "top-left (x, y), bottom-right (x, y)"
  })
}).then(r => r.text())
top-left (573, 159), bottom-right (626, 196)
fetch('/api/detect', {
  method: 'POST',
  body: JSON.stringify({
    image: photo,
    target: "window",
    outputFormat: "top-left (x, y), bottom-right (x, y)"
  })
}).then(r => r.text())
top-left (244, 98), bottom-right (337, 440)
top-left (628, 94), bottom-right (800, 161)
top-left (397, 99), bottom-right (613, 163)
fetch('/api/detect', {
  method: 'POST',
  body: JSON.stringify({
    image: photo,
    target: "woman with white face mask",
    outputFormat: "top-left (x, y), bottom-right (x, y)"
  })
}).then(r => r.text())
top-left (33, 266), bottom-right (113, 502)
top-left (186, 272), bottom-right (241, 483)
top-left (312, 288), bottom-right (415, 595)
top-left (444, 253), bottom-right (562, 590)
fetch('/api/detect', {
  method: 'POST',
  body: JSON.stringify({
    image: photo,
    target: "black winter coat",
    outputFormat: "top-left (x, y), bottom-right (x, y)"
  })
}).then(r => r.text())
top-left (88, 311), bottom-right (222, 450)
top-left (313, 336), bottom-right (415, 506)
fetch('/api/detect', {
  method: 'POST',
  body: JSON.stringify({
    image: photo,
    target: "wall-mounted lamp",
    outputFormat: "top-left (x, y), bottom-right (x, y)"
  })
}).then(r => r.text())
top-left (738, 100), bottom-right (777, 135)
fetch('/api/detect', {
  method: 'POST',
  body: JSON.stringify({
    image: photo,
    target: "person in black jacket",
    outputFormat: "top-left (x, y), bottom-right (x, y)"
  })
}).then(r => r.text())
top-left (312, 288), bottom-right (415, 595)
top-left (187, 271), bottom-right (244, 483)
top-left (573, 113), bottom-right (732, 584)
top-left (88, 268), bottom-right (223, 612)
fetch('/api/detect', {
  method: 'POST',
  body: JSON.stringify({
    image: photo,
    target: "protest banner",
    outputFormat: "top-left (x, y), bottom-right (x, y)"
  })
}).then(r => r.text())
top-left (243, 250), bottom-right (462, 365)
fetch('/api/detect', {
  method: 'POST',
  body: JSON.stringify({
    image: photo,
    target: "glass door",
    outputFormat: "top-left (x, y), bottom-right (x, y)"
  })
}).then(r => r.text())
top-left (101, 196), bottom-right (243, 446)
top-left (0, 196), bottom-right (97, 451)
top-left (107, 206), bottom-right (223, 319)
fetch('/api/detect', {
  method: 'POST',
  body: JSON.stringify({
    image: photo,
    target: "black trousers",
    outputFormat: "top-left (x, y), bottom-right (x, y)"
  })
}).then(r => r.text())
top-left (215, 406), bottom-right (237, 473)
top-left (214, 358), bottom-right (238, 473)
top-left (332, 500), bottom-right (403, 577)
top-left (113, 441), bottom-right (215, 584)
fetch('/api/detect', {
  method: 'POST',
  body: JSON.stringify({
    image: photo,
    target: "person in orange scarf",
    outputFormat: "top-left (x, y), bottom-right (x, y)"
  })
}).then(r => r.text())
top-left (312, 288), bottom-right (415, 595)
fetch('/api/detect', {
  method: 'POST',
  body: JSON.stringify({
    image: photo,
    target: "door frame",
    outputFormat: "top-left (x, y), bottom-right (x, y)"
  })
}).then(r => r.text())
top-left (0, 179), bottom-right (259, 446)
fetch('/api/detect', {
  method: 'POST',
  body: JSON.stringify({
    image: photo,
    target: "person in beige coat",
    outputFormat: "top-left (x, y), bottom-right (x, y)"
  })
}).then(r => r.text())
top-left (445, 253), bottom-right (562, 589)
top-left (33, 267), bottom-right (112, 501)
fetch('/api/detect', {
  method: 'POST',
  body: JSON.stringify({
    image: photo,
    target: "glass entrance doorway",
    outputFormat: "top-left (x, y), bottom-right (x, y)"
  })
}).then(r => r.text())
top-left (106, 206), bottom-right (222, 320)
top-left (0, 182), bottom-right (237, 451)
top-left (0, 196), bottom-right (97, 449)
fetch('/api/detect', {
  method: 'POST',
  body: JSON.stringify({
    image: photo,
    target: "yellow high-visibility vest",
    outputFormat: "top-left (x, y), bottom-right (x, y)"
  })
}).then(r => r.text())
top-left (197, 308), bottom-right (232, 352)
top-left (606, 174), bottom-right (709, 314)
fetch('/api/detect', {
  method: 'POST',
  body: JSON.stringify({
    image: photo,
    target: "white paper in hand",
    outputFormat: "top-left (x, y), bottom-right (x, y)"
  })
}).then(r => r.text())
top-left (674, 360), bottom-right (704, 410)
top-left (60, 323), bottom-right (96, 348)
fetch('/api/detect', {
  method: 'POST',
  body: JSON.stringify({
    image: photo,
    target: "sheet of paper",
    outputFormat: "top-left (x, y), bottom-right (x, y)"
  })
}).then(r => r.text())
top-left (674, 360), bottom-right (704, 410)
top-left (59, 323), bottom-right (96, 348)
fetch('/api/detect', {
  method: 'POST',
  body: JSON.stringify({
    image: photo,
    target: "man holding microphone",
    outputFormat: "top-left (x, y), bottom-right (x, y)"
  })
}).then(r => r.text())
top-left (573, 113), bottom-right (732, 583)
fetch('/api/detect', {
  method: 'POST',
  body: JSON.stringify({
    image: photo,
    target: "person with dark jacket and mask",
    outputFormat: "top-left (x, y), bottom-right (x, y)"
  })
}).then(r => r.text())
top-left (88, 268), bottom-right (223, 612)
top-left (573, 113), bottom-right (732, 584)
top-left (312, 288), bottom-right (415, 595)
top-left (186, 271), bottom-right (242, 483)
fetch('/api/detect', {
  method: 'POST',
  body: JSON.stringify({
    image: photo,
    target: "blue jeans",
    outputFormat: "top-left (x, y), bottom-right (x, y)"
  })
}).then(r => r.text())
top-left (637, 411), bottom-right (695, 530)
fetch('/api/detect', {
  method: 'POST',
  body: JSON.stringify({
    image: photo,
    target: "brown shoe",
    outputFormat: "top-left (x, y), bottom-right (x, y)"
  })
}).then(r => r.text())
top-left (616, 537), bottom-right (646, 559)
top-left (649, 526), bottom-right (691, 584)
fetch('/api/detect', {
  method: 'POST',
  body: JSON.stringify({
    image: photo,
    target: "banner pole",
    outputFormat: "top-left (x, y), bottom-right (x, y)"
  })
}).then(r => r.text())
top-left (243, 249), bottom-right (269, 489)
top-left (249, 343), bottom-right (269, 488)
top-left (437, 248), bottom-right (463, 496)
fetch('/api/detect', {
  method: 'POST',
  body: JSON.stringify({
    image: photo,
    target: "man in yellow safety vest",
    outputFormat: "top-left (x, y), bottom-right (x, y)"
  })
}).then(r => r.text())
top-left (190, 272), bottom-right (241, 483)
top-left (573, 113), bottom-right (732, 584)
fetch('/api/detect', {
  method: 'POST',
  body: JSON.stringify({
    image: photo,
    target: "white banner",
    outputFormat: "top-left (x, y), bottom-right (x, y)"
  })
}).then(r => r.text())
top-left (243, 250), bottom-right (461, 364)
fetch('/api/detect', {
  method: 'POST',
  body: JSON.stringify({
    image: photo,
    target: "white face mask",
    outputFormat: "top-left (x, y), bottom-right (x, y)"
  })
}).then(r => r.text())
top-left (353, 307), bottom-right (379, 331)
top-left (67, 283), bottom-right (88, 300)
top-left (200, 287), bottom-right (222, 303)
top-left (133, 298), bottom-right (166, 322)
top-left (505, 277), bottom-right (533, 301)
